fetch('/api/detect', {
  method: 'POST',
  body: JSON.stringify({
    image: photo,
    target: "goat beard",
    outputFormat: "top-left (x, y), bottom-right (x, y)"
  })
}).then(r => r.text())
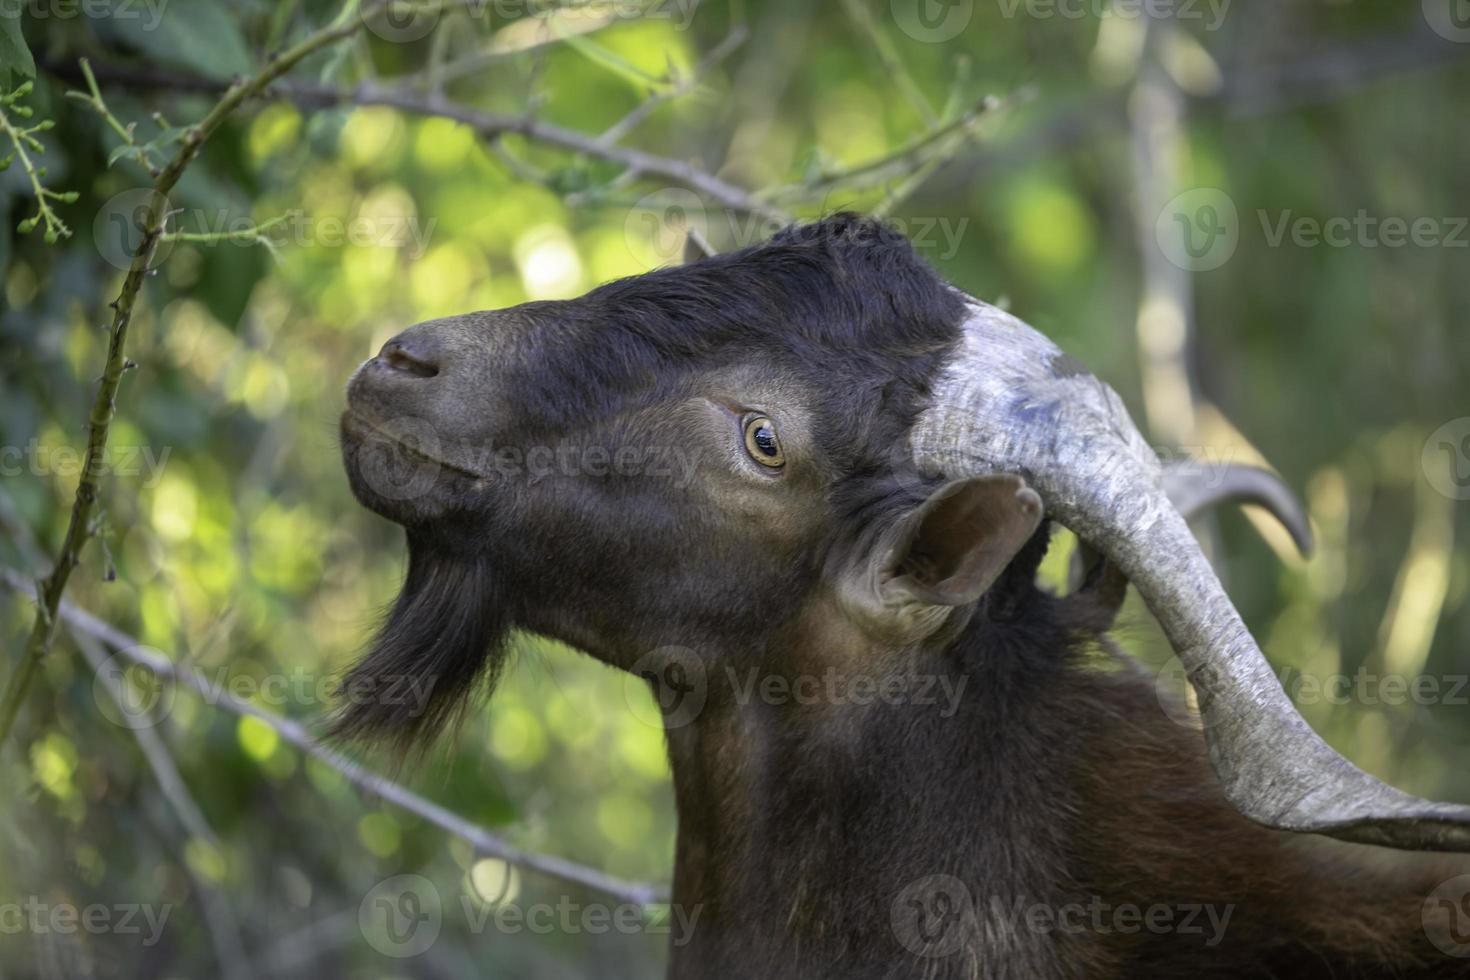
top-left (327, 538), bottom-right (513, 754)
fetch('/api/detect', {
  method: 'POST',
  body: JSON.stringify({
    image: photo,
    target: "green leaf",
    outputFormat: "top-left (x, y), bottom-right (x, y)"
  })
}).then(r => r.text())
top-left (555, 31), bottom-right (672, 91)
top-left (0, 1), bottom-right (35, 91)
top-left (106, 124), bottom-right (189, 169)
top-left (109, 0), bottom-right (252, 81)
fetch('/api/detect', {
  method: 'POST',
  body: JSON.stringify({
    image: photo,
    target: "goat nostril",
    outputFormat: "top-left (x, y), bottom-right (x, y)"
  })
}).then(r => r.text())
top-left (380, 342), bottom-right (439, 379)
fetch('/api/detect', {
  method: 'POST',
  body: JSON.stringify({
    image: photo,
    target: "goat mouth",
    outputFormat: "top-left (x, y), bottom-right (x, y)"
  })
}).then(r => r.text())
top-left (340, 410), bottom-right (486, 483)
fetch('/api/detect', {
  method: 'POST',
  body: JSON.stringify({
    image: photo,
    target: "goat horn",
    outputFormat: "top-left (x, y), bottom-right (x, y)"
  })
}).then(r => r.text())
top-left (1163, 462), bottom-right (1314, 556)
top-left (911, 297), bottom-right (1470, 852)
top-left (1068, 461), bottom-right (1313, 597)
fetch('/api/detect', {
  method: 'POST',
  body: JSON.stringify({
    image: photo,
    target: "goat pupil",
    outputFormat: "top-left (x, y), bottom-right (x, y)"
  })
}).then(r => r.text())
top-left (754, 426), bottom-right (778, 456)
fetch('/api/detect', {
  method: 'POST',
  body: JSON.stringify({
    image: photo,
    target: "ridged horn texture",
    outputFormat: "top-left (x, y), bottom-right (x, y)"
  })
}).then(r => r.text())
top-left (910, 297), bottom-right (1470, 852)
top-left (1064, 461), bottom-right (1313, 628)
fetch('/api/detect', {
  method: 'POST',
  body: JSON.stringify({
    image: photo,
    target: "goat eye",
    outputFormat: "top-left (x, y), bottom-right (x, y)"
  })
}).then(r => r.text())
top-left (742, 415), bottom-right (785, 468)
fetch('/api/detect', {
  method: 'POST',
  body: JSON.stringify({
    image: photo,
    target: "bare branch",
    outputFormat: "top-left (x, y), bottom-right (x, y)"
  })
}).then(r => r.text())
top-left (596, 26), bottom-right (749, 147)
top-left (838, 0), bottom-right (935, 126)
top-left (0, 568), bottom-right (669, 906)
top-left (46, 60), bottom-right (785, 222)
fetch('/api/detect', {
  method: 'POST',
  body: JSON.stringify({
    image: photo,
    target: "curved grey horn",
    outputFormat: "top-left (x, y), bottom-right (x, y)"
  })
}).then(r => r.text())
top-left (1163, 462), bottom-right (1314, 556)
top-left (1068, 461), bottom-right (1313, 597)
top-left (911, 297), bottom-right (1470, 852)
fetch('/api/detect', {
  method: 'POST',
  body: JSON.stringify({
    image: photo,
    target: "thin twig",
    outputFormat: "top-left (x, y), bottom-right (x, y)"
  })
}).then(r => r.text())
top-left (162, 213), bottom-right (291, 245)
top-left (65, 58), bottom-right (164, 174)
top-left (596, 26), bottom-right (748, 147)
top-left (0, 82), bottom-right (75, 242)
top-left (0, 568), bottom-right (668, 906)
top-left (761, 90), bottom-right (1025, 206)
top-left (839, 0), bottom-right (935, 126)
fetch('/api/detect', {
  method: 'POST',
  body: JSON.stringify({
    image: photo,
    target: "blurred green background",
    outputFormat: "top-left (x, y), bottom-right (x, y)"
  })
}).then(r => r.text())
top-left (1, 0), bottom-right (1469, 976)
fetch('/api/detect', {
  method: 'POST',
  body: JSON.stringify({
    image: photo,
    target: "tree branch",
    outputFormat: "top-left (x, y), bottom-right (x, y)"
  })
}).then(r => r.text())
top-left (0, 567), bottom-right (668, 906)
top-left (40, 59), bottom-right (785, 222)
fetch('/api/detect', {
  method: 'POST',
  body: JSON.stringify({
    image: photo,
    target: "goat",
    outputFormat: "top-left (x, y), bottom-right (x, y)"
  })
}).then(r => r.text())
top-left (334, 214), bottom-right (1470, 978)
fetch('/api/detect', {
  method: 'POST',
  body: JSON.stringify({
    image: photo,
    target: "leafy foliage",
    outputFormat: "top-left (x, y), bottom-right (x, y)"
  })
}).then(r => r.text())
top-left (0, 1), bottom-right (1468, 976)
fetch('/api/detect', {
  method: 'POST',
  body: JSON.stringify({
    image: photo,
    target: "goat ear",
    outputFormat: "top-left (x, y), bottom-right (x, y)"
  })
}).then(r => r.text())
top-left (880, 475), bottom-right (1044, 607)
top-left (683, 228), bottom-right (715, 264)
